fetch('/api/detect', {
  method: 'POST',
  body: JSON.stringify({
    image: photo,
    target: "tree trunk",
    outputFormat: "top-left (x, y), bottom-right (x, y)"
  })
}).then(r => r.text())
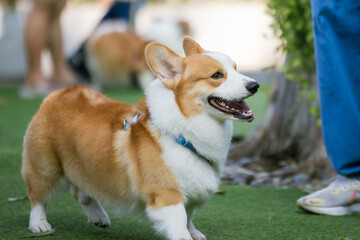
top-left (229, 73), bottom-right (334, 181)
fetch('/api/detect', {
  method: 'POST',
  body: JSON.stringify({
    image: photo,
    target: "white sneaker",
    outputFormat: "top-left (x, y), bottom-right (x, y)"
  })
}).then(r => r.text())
top-left (297, 175), bottom-right (360, 216)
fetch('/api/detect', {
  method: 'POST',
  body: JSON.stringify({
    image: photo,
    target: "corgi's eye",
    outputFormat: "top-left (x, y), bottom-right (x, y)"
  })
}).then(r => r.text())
top-left (211, 72), bottom-right (224, 79)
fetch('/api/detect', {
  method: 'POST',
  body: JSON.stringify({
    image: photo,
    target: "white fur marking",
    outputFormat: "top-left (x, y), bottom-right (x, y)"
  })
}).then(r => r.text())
top-left (29, 203), bottom-right (52, 233)
top-left (146, 204), bottom-right (192, 240)
top-left (204, 52), bottom-right (257, 100)
top-left (146, 80), bottom-right (232, 202)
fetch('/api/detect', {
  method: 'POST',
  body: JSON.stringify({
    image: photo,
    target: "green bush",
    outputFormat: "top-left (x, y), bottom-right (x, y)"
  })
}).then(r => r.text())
top-left (268, 0), bottom-right (315, 83)
top-left (267, 0), bottom-right (320, 119)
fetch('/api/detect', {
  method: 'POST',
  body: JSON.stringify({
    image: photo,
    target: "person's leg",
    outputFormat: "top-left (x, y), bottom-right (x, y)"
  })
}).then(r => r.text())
top-left (24, 0), bottom-right (52, 89)
top-left (46, 0), bottom-right (74, 86)
top-left (312, 0), bottom-right (360, 177)
top-left (297, 0), bottom-right (360, 215)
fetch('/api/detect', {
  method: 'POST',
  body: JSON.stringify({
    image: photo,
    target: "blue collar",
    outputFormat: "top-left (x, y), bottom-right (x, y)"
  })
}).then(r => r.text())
top-left (174, 135), bottom-right (214, 166)
top-left (124, 114), bottom-right (214, 166)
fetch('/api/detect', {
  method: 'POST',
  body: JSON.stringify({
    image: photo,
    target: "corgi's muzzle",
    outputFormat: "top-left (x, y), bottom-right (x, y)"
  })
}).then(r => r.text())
top-left (208, 81), bottom-right (259, 122)
top-left (208, 97), bottom-right (253, 122)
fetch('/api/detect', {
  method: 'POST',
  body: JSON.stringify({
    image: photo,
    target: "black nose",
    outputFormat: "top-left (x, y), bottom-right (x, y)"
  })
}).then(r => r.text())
top-left (246, 82), bottom-right (259, 94)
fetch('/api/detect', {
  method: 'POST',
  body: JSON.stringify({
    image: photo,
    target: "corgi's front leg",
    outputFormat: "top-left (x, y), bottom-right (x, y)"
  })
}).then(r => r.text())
top-left (146, 203), bottom-right (192, 240)
top-left (186, 204), bottom-right (206, 240)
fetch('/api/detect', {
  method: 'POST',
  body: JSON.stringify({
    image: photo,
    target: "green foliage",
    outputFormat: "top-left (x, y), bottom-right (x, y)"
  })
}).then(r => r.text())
top-left (268, 0), bottom-right (320, 118)
top-left (268, 0), bottom-right (315, 81)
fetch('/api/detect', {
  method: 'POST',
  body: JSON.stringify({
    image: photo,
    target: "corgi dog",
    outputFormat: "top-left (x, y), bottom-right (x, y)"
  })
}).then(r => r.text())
top-left (22, 37), bottom-right (259, 240)
top-left (86, 20), bottom-right (152, 90)
top-left (86, 19), bottom-right (191, 91)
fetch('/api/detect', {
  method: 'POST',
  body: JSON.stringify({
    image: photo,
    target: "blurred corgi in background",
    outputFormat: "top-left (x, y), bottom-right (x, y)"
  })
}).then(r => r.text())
top-left (86, 20), bottom-right (151, 90)
top-left (86, 19), bottom-right (190, 90)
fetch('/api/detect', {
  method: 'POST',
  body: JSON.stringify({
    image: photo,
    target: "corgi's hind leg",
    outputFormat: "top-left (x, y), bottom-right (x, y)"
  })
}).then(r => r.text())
top-left (22, 154), bottom-right (63, 233)
top-left (70, 186), bottom-right (110, 228)
top-left (29, 203), bottom-right (51, 233)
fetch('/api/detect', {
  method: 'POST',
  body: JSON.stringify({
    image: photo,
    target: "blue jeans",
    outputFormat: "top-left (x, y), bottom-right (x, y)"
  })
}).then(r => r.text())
top-left (100, 0), bottom-right (145, 23)
top-left (100, 1), bottom-right (131, 22)
top-left (310, 0), bottom-right (360, 177)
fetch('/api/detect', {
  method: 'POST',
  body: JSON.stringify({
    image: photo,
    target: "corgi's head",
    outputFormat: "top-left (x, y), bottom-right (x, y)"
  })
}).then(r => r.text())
top-left (145, 36), bottom-right (259, 122)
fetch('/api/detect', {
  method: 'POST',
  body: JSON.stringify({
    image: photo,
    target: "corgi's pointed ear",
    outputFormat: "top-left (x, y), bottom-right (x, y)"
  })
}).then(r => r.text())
top-left (183, 36), bottom-right (205, 57)
top-left (145, 43), bottom-right (183, 89)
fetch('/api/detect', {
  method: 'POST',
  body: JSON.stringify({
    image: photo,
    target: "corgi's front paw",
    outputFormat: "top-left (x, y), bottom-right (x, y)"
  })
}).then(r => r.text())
top-left (29, 219), bottom-right (52, 233)
top-left (92, 218), bottom-right (110, 228)
top-left (174, 236), bottom-right (192, 240)
top-left (87, 209), bottom-right (110, 228)
top-left (190, 229), bottom-right (206, 240)
top-left (168, 230), bottom-right (193, 240)
top-left (80, 196), bottom-right (111, 228)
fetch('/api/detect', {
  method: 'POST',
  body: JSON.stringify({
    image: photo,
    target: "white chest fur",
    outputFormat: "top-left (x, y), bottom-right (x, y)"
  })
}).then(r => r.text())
top-left (159, 134), bottom-right (220, 203)
top-left (146, 80), bottom-right (233, 203)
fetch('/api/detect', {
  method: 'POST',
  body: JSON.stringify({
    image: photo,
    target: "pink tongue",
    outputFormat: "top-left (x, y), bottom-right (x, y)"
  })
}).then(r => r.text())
top-left (231, 100), bottom-right (254, 122)
top-left (238, 100), bottom-right (254, 122)
top-left (239, 100), bottom-right (250, 112)
top-left (228, 99), bottom-right (250, 112)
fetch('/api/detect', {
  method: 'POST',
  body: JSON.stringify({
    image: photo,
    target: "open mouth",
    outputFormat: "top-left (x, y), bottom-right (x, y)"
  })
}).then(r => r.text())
top-left (208, 96), bottom-right (254, 122)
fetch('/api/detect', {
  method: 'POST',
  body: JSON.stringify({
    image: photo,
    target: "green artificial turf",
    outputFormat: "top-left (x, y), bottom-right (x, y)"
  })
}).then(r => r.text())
top-left (1, 87), bottom-right (359, 240)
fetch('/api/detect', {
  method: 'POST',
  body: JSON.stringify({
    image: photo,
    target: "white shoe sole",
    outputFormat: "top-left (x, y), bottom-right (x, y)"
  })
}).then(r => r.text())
top-left (299, 203), bottom-right (360, 216)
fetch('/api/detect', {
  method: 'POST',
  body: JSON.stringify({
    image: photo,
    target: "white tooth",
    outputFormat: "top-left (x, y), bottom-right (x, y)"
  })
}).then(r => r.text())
top-left (231, 108), bottom-right (236, 111)
top-left (220, 102), bottom-right (226, 107)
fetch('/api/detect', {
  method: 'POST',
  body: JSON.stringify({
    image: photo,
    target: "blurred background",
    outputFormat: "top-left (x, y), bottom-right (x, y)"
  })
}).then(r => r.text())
top-left (0, 0), bottom-right (333, 190)
top-left (0, 0), bottom-right (284, 83)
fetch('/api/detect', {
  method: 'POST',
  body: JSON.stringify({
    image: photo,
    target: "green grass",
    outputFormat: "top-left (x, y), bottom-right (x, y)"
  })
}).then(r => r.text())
top-left (1, 87), bottom-right (359, 240)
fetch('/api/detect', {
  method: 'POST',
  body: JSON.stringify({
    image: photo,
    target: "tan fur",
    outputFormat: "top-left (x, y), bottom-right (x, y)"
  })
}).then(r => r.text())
top-left (22, 86), bottom-right (182, 210)
top-left (87, 31), bottom-right (150, 86)
top-left (183, 36), bottom-right (205, 57)
top-left (175, 55), bottom-right (227, 118)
